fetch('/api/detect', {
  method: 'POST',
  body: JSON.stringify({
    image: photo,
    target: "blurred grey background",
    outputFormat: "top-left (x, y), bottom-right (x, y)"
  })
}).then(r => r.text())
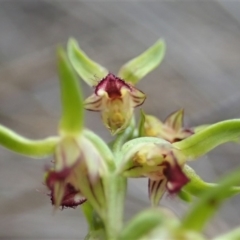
top-left (1, 1), bottom-right (240, 239)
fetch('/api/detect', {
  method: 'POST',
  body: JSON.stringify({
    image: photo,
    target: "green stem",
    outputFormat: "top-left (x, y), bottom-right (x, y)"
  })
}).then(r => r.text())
top-left (103, 174), bottom-right (127, 240)
top-left (102, 120), bottom-right (135, 239)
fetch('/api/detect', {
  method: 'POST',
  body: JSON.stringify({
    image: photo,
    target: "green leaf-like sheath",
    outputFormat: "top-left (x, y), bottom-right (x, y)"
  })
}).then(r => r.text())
top-left (58, 47), bottom-right (84, 135)
top-left (118, 39), bottom-right (166, 84)
top-left (0, 125), bottom-right (59, 157)
top-left (67, 38), bottom-right (108, 86)
top-left (173, 119), bottom-right (240, 159)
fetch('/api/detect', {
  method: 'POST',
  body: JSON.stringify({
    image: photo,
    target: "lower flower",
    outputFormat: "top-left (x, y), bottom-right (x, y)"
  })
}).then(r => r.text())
top-left (43, 132), bottom-right (109, 214)
top-left (122, 142), bottom-right (189, 206)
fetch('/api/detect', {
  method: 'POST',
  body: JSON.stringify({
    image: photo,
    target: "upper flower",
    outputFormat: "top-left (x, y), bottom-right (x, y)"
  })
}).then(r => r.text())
top-left (67, 38), bottom-right (166, 134)
top-left (84, 73), bottom-right (146, 134)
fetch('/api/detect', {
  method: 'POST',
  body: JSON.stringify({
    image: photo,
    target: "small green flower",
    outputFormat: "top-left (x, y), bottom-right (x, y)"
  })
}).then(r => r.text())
top-left (140, 109), bottom-right (194, 143)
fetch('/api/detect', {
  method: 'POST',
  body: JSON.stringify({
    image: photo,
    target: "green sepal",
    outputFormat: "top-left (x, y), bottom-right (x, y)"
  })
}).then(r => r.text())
top-left (0, 125), bottom-right (59, 157)
top-left (118, 39), bottom-right (166, 84)
top-left (57, 46), bottom-right (84, 135)
top-left (118, 137), bottom-right (171, 172)
top-left (83, 129), bottom-right (115, 171)
top-left (173, 119), bottom-right (240, 160)
top-left (119, 208), bottom-right (175, 240)
top-left (67, 38), bottom-right (108, 86)
top-left (181, 167), bottom-right (240, 232)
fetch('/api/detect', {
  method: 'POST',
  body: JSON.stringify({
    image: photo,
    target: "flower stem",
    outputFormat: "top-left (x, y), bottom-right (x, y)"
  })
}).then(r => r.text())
top-left (103, 174), bottom-right (127, 240)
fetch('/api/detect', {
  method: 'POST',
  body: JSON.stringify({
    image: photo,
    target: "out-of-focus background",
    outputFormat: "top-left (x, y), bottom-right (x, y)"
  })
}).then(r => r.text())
top-left (1, 1), bottom-right (240, 239)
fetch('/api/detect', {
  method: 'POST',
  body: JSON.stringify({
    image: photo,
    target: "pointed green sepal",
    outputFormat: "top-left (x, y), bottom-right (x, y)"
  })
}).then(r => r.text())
top-left (57, 46), bottom-right (84, 135)
top-left (83, 129), bottom-right (115, 170)
top-left (118, 39), bottom-right (166, 84)
top-left (67, 38), bottom-right (108, 86)
top-left (173, 119), bottom-right (240, 160)
top-left (0, 125), bottom-right (59, 157)
top-left (119, 137), bottom-right (171, 172)
top-left (181, 167), bottom-right (240, 232)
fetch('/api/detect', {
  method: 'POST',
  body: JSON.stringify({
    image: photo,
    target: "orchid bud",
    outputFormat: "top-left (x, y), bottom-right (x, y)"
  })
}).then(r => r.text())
top-left (140, 109), bottom-right (194, 143)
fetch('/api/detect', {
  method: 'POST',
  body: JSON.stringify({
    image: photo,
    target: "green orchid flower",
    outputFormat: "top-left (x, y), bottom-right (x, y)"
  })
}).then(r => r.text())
top-left (67, 38), bottom-right (166, 135)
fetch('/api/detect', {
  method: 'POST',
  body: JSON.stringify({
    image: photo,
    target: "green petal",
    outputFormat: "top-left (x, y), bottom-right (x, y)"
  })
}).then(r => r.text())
top-left (57, 47), bottom-right (84, 135)
top-left (0, 124), bottom-right (59, 157)
top-left (181, 167), bottom-right (240, 232)
top-left (119, 137), bottom-right (171, 172)
top-left (164, 109), bottom-right (184, 132)
top-left (173, 119), bottom-right (240, 159)
top-left (149, 178), bottom-right (167, 206)
top-left (83, 129), bottom-right (115, 170)
top-left (118, 39), bottom-right (166, 84)
top-left (67, 38), bottom-right (108, 86)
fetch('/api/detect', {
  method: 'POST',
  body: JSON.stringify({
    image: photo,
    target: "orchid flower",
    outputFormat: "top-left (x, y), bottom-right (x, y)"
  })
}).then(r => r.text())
top-left (67, 38), bottom-right (166, 135)
top-left (139, 109), bottom-right (194, 143)
top-left (119, 138), bottom-right (189, 206)
top-left (0, 48), bottom-right (114, 220)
